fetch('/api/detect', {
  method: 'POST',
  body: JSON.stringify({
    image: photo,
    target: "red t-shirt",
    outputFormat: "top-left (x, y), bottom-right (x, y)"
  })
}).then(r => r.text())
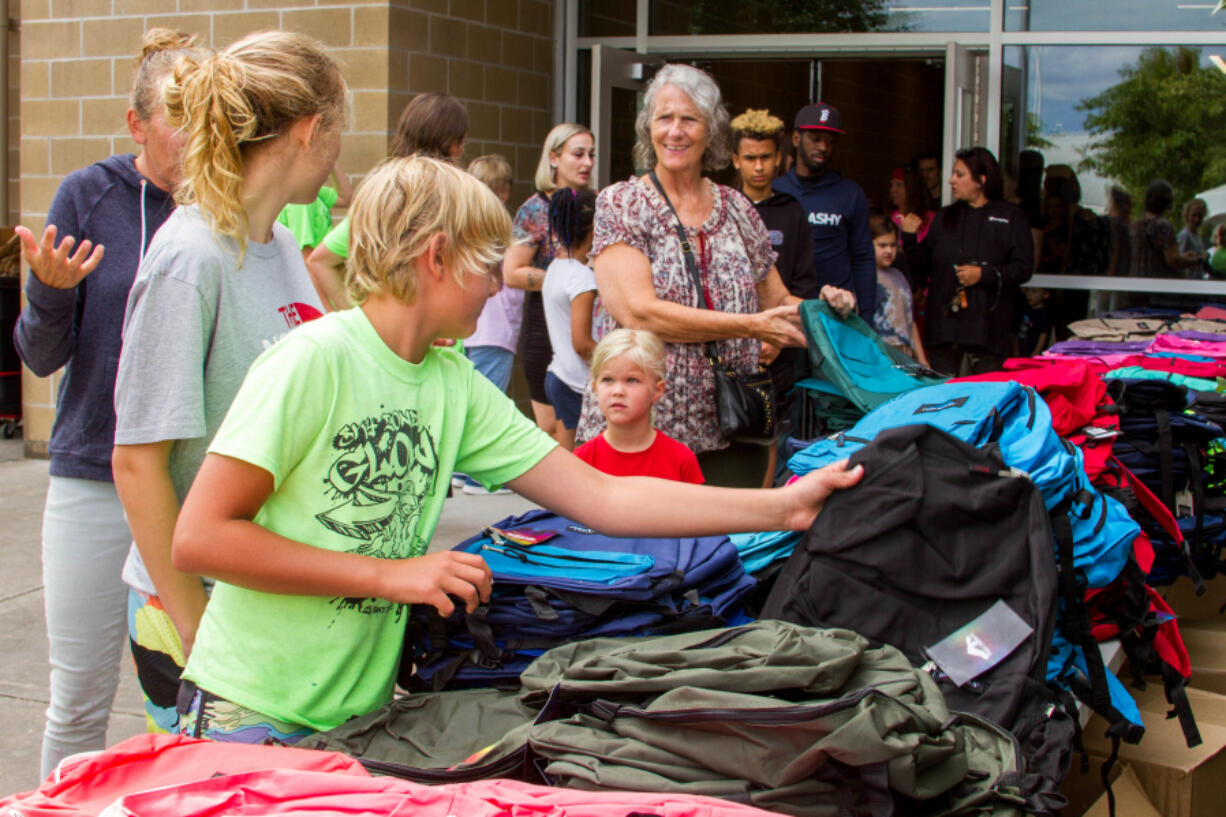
top-left (574, 431), bottom-right (705, 484)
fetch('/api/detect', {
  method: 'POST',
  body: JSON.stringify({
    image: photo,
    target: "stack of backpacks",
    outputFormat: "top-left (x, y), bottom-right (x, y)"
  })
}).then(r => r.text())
top-left (402, 509), bottom-right (756, 691)
top-left (309, 304), bottom-right (1226, 815)
top-left (781, 378), bottom-right (1160, 751)
top-left (321, 620), bottom-right (1063, 816)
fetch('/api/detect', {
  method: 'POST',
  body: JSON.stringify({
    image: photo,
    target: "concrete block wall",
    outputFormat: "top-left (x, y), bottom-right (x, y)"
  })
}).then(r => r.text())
top-left (388, 0), bottom-right (554, 207)
top-left (16, 0), bottom-right (555, 455)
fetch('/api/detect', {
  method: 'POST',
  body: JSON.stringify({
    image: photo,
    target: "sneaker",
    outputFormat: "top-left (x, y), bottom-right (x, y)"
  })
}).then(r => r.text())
top-left (450, 473), bottom-right (467, 489)
top-left (462, 481), bottom-right (512, 496)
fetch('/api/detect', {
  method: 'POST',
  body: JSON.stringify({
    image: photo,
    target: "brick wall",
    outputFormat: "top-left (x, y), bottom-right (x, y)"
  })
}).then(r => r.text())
top-left (388, 0), bottom-right (554, 207)
top-left (16, 0), bottom-right (556, 455)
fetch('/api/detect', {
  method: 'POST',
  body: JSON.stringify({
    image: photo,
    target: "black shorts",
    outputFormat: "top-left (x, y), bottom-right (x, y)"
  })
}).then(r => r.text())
top-left (520, 291), bottom-right (554, 403)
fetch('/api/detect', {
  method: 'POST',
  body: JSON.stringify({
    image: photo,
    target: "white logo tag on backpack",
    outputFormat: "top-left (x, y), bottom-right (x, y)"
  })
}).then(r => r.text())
top-left (965, 633), bottom-right (992, 661)
top-left (924, 600), bottom-right (1032, 687)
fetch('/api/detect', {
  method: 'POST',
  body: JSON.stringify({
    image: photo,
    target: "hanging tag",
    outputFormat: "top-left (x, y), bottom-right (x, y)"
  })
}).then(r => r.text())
top-left (923, 600), bottom-right (1033, 688)
top-left (486, 525), bottom-right (559, 546)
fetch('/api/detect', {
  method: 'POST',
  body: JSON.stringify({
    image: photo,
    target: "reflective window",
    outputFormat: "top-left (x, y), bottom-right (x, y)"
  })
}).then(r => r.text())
top-left (1006, 0), bottom-right (1226, 32)
top-left (578, 0), bottom-right (636, 37)
top-left (648, 0), bottom-right (990, 35)
top-left (999, 44), bottom-right (1226, 285)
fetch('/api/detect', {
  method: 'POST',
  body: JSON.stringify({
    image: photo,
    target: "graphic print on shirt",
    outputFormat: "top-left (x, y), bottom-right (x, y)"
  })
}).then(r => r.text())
top-left (317, 408), bottom-right (439, 619)
top-left (263, 302), bottom-right (325, 351)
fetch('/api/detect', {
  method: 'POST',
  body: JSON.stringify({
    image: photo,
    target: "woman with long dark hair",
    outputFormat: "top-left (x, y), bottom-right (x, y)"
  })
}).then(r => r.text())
top-left (902, 146), bottom-right (1033, 376)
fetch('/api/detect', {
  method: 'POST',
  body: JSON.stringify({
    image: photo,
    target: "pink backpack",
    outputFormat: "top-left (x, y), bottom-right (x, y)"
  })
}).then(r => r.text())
top-left (0, 733), bottom-right (367, 817)
top-left (97, 770), bottom-right (784, 817)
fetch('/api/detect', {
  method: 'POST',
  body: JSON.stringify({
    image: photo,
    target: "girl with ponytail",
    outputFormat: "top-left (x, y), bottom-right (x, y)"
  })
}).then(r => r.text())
top-left (541, 187), bottom-right (598, 450)
top-left (111, 30), bottom-right (344, 735)
top-left (12, 27), bottom-right (197, 776)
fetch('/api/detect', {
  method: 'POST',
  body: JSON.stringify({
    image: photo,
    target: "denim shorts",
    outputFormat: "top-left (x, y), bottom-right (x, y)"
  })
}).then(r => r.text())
top-left (545, 371), bottom-right (584, 430)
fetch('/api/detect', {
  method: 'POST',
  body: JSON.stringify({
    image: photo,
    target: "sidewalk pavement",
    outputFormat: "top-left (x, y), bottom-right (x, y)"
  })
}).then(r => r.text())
top-left (0, 438), bottom-right (536, 796)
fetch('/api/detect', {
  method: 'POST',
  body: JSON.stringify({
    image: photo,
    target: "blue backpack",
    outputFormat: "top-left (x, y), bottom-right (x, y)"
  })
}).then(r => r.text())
top-left (403, 510), bottom-right (756, 691)
top-left (787, 381), bottom-right (1142, 740)
top-left (789, 381), bottom-right (1137, 589)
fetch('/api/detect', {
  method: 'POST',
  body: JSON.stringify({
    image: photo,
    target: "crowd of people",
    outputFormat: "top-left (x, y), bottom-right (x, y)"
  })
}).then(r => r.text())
top-left (13, 24), bottom-right (1221, 779)
top-left (13, 30), bottom-right (865, 774)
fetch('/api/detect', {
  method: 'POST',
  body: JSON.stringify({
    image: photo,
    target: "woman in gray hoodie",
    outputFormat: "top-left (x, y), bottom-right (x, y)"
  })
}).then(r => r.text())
top-left (13, 28), bottom-right (196, 778)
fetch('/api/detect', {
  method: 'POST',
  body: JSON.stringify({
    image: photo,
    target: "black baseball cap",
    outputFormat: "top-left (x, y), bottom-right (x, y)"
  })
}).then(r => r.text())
top-left (794, 102), bottom-right (845, 134)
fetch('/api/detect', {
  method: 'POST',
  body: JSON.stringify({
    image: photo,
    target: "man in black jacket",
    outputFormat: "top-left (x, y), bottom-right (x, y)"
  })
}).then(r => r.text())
top-left (731, 109), bottom-right (819, 302)
top-left (730, 109), bottom-right (819, 484)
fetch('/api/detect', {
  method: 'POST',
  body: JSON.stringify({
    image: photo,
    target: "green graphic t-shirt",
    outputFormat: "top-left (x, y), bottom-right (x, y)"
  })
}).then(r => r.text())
top-left (183, 307), bottom-right (557, 731)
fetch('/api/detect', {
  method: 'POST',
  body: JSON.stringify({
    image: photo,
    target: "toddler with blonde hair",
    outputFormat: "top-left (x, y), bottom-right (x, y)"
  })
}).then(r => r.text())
top-left (574, 329), bottom-right (704, 483)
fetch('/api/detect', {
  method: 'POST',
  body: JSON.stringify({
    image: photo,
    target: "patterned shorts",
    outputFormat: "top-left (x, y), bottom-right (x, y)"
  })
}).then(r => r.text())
top-left (127, 589), bottom-right (185, 734)
top-left (178, 682), bottom-right (315, 746)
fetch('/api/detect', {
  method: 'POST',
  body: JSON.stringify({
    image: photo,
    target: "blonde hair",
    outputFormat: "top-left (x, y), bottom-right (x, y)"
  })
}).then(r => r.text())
top-left (589, 328), bottom-right (667, 386)
top-left (468, 154), bottom-right (513, 193)
top-left (535, 123), bottom-right (593, 193)
top-left (164, 30), bottom-right (346, 255)
top-left (729, 108), bottom-right (784, 137)
top-left (346, 155), bottom-right (512, 306)
top-left (130, 28), bottom-right (199, 122)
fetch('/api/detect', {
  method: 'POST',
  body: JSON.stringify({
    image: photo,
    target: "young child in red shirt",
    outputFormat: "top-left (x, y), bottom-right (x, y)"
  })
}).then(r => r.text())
top-left (574, 329), bottom-right (704, 483)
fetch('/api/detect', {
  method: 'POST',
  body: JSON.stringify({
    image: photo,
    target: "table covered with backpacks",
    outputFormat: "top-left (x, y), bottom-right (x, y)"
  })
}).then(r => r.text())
top-left (14, 302), bottom-right (1226, 817)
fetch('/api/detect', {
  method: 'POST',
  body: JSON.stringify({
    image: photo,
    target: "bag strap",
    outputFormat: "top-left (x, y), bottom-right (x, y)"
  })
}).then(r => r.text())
top-left (647, 170), bottom-right (722, 364)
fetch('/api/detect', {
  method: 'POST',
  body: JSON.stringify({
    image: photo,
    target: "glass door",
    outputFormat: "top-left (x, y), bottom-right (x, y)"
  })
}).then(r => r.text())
top-left (590, 45), bottom-right (646, 188)
top-left (942, 42), bottom-right (988, 205)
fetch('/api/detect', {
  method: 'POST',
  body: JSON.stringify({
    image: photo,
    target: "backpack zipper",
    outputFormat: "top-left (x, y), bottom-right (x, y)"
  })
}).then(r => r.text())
top-left (583, 685), bottom-right (944, 733)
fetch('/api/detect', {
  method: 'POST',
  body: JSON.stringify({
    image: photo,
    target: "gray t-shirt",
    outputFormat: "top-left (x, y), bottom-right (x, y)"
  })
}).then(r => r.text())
top-left (114, 205), bottom-right (324, 593)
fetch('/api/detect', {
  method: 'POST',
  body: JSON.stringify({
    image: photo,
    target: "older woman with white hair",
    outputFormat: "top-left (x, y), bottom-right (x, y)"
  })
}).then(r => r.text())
top-left (503, 123), bottom-right (596, 442)
top-left (575, 64), bottom-right (855, 487)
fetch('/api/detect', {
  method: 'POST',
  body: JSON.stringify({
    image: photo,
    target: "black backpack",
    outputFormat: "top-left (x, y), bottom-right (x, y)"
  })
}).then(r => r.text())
top-left (762, 424), bottom-right (1073, 797)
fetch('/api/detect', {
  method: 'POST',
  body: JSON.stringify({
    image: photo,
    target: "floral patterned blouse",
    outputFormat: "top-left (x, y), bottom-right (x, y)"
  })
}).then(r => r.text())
top-left (512, 191), bottom-right (552, 266)
top-left (576, 177), bottom-right (776, 454)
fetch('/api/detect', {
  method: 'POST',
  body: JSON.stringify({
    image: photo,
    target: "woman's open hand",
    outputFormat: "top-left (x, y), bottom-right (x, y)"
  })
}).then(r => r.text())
top-left (752, 304), bottom-right (806, 347)
top-left (16, 224), bottom-right (105, 290)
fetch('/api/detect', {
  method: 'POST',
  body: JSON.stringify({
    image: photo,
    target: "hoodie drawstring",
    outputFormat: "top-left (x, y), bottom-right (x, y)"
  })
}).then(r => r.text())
top-left (138, 178), bottom-right (148, 266)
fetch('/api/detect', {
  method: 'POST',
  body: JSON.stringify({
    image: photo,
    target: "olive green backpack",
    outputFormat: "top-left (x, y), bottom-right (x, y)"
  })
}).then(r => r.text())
top-left (313, 621), bottom-right (1061, 816)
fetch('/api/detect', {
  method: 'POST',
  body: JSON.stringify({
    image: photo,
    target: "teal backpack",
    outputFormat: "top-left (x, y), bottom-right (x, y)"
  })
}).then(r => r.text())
top-left (801, 299), bottom-right (946, 414)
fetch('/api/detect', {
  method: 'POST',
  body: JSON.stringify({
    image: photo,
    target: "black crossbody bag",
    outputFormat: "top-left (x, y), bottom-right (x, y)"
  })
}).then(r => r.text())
top-left (647, 171), bottom-right (775, 442)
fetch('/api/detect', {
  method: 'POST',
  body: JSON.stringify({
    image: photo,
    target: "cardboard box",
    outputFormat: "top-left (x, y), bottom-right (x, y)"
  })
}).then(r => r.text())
top-left (1179, 619), bottom-right (1226, 697)
top-left (1083, 765), bottom-right (1161, 817)
top-left (1079, 686), bottom-right (1226, 817)
top-left (1162, 573), bottom-right (1226, 623)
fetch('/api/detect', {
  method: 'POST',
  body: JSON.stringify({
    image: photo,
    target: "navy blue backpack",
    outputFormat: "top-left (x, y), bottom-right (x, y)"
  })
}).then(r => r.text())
top-left (402, 510), bottom-right (756, 691)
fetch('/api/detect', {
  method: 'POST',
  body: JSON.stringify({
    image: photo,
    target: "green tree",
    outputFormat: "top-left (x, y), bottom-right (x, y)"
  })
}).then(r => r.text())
top-left (686, 0), bottom-right (889, 34)
top-left (1077, 46), bottom-right (1226, 209)
top-left (1025, 113), bottom-right (1054, 151)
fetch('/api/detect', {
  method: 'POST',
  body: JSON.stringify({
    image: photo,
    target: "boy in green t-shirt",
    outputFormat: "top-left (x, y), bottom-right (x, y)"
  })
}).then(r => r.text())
top-left (172, 156), bottom-right (864, 743)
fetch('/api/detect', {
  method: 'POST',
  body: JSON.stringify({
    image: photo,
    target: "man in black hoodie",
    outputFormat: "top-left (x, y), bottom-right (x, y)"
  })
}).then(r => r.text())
top-left (773, 103), bottom-right (875, 318)
top-left (730, 109), bottom-right (818, 484)
top-left (730, 109), bottom-right (818, 302)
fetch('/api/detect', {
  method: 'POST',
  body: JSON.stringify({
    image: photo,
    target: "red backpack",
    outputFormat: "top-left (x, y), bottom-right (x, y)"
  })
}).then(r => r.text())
top-left (955, 357), bottom-right (1120, 480)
